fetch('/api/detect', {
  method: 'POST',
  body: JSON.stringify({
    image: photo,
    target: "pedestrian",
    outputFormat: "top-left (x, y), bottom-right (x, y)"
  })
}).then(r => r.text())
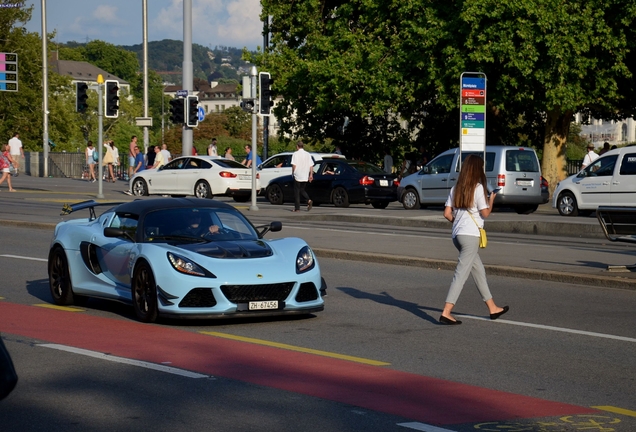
top-left (8, 133), bottom-right (23, 176)
top-left (0, 144), bottom-right (16, 191)
top-left (124, 145), bottom-right (145, 195)
top-left (85, 141), bottom-right (97, 182)
top-left (383, 148), bottom-right (393, 174)
top-left (208, 138), bottom-right (218, 156)
top-left (128, 136), bottom-right (138, 180)
top-left (291, 141), bottom-right (314, 212)
top-left (242, 144), bottom-right (262, 168)
top-left (152, 145), bottom-right (165, 169)
top-left (160, 144), bottom-right (172, 164)
top-left (581, 143), bottom-right (599, 170)
top-left (146, 145), bottom-right (156, 169)
top-left (417, 146), bottom-right (430, 169)
top-left (440, 154), bottom-right (508, 325)
top-left (334, 146), bottom-right (342, 155)
top-left (192, 146), bottom-right (198, 156)
top-left (103, 140), bottom-right (118, 182)
top-left (224, 146), bottom-right (235, 160)
top-left (598, 141), bottom-right (611, 156)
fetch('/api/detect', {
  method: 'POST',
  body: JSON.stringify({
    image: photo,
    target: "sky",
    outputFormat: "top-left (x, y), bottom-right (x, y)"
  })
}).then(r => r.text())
top-left (24, 0), bottom-right (264, 50)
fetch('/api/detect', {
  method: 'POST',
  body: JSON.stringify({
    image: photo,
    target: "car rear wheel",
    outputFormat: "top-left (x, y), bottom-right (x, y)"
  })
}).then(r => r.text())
top-left (132, 178), bottom-right (149, 196)
top-left (267, 184), bottom-right (284, 205)
top-left (514, 204), bottom-right (538, 215)
top-left (557, 192), bottom-right (579, 216)
top-left (194, 180), bottom-right (212, 199)
top-left (332, 187), bottom-right (350, 208)
top-left (371, 201), bottom-right (389, 209)
top-left (402, 189), bottom-right (420, 210)
top-left (132, 261), bottom-right (158, 323)
top-left (48, 246), bottom-right (75, 306)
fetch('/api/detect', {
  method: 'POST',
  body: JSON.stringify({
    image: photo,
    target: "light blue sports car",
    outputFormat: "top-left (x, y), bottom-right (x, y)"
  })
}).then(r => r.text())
top-left (48, 198), bottom-right (325, 323)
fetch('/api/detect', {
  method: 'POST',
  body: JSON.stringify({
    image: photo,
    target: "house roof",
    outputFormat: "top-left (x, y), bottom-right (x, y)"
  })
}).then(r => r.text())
top-left (51, 59), bottom-right (129, 85)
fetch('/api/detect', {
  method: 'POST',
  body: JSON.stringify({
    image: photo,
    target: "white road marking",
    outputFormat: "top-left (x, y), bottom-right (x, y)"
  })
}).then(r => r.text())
top-left (457, 315), bottom-right (636, 343)
top-left (39, 344), bottom-right (210, 379)
top-left (0, 254), bottom-right (47, 262)
top-left (397, 422), bottom-right (456, 432)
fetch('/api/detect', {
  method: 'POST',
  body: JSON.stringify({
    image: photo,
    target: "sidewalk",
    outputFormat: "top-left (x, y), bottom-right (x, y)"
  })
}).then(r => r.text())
top-left (2, 175), bottom-right (634, 290)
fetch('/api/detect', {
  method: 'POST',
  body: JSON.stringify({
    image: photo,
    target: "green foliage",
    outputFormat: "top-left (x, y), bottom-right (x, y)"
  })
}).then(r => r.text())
top-left (565, 123), bottom-right (589, 160)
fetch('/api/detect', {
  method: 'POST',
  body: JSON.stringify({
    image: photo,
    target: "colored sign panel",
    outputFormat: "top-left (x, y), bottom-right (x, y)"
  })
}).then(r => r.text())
top-left (459, 73), bottom-right (486, 152)
top-left (197, 106), bottom-right (205, 122)
top-left (0, 52), bottom-right (18, 92)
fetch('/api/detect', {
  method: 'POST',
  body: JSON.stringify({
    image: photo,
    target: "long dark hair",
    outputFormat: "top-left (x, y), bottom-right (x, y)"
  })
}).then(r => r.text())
top-left (453, 155), bottom-right (488, 209)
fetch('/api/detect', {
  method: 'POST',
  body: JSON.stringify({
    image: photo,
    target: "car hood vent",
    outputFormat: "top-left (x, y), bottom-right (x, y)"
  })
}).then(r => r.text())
top-left (177, 240), bottom-right (273, 259)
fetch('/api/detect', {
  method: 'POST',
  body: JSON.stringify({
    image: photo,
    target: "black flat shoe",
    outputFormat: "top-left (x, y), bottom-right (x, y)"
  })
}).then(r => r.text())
top-left (439, 315), bottom-right (462, 325)
top-left (490, 305), bottom-right (509, 320)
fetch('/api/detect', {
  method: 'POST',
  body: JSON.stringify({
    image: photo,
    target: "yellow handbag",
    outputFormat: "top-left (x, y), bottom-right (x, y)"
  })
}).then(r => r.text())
top-left (468, 212), bottom-right (487, 248)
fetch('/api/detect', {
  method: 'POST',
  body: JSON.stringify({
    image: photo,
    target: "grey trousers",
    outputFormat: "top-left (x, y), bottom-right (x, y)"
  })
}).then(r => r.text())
top-left (445, 235), bottom-right (493, 305)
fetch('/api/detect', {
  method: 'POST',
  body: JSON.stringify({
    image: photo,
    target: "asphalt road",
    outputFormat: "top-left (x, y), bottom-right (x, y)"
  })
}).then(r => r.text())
top-left (1, 224), bottom-right (636, 431)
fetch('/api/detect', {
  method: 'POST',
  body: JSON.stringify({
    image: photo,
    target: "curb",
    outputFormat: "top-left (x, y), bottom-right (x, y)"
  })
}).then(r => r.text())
top-left (313, 248), bottom-right (636, 291)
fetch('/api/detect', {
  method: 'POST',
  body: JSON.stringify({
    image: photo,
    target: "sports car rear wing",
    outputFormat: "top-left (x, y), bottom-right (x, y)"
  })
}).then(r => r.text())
top-left (61, 200), bottom-right (125, 221)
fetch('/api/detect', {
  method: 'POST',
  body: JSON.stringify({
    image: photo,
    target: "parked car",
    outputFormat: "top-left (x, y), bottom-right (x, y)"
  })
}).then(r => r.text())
top-left (130, 156), bottom-right (260, 202)
top-left (266, 158), bottom-right (399, 208)
top-left (398, 146), bottom-right (544, 214)
top-left (553, 146), bottom-right (636, 216)
top-left (258, 152), bottom-right (345, 189)
top-left (48, 198), bottom-right (325, 323)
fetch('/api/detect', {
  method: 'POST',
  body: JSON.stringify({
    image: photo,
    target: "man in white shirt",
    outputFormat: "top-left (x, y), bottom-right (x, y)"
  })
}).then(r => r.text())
top-left (383, 149), bottom-right (393, 173)
top-left (291, 141), bottom-right (314, 212)
top-left (160, 144), bottom-right (172, 164)
top-left (8, 132), bottom-right (23, 176)
top-left (208, 138), bottom-right (218, 156)
top-left (581, 143), bottom-right (599, 170)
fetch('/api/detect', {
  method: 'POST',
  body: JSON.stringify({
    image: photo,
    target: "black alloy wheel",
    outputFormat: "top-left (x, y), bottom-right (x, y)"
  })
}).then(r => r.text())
top-left (267, 184), bottom-right (284, 205)
top-left (132, 261), bottom-right (159, 323)
top-left (332, 187), bottom-right (350, 208)
top-left (48, 246), bottom-right (75, 305)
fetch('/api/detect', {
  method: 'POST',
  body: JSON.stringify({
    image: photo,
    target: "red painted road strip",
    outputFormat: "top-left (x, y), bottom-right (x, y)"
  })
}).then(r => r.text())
top-left (0, 302), bottom-right (596, 425)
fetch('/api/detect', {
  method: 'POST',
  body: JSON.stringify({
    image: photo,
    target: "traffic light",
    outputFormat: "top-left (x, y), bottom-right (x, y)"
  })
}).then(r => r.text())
top-left (105, 80), bottom-right (120, 118)
top-left (240, 99), bottom-right (255, 113)
top-left (186, 95), bottom-right (199, 127)
top-left (169, 98), bottom-right (185, 124)
top-left (259, 72), bottom-right (272, 115)
top-left (76, 82), bottom-right (89, 113)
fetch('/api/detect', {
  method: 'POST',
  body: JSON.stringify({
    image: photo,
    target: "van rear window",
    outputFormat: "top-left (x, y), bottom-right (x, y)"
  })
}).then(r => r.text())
top-left (619, 153), bottom-right (636, 175)
top-left (505, 150), bottom-right (539, 172)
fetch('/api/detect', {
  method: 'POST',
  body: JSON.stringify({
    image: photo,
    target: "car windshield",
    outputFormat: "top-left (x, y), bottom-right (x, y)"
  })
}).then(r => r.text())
top-left (142, 207), bottom-right (258, 243)
top-left (348, 161), bottom-right (385, 174)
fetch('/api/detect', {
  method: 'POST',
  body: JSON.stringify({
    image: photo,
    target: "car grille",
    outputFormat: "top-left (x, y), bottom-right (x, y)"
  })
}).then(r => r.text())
top-left (295, 282), bottom-right (318, 302)
top-left (220, 282), bottom-right (294, 303)
top-left (179, 288), bottom-right (217, 308)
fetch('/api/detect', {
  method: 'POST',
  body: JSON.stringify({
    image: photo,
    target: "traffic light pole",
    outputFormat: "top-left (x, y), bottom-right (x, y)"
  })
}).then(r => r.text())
top-left (250, 66), bottom-right (259, 211)
top-left (181, 0), bottom-right (193, 156)
top-left (96, 75), bottom-right (105, 199)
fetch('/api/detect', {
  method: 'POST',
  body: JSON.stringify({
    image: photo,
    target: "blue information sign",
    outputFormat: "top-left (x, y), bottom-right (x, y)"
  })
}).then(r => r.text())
top-left (197, 106), bottom-right (205, 122)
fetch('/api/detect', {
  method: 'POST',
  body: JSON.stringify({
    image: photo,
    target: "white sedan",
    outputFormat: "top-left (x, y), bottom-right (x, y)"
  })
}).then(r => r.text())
top-left (131, 156), bottom-right (260, 201)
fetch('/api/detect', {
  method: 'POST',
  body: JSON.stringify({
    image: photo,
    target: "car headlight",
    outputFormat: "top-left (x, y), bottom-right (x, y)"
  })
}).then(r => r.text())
top-left (296, 246), bottom-right (315, 274)
top-left (167, 252), bottom-right (213, 277)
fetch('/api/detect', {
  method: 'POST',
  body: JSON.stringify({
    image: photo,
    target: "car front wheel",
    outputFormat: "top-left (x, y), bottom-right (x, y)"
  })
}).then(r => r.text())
top-left (402, 189), bottom-right (420, 210)
top-left (132, 178), bottom-right (149, 196)
top-left (194, 180), bottom-right (212, 199)
top-left (132, 261), bottom-right (158, 323)
top-left (267, 184), bottom-right (284, 205)
top-left (48, 246), bottom-right (75, 305)
top-left (557, 192), bottom-right (579, 216)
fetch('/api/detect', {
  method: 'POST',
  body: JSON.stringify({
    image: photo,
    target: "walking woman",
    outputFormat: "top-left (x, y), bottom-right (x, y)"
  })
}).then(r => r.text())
top-left (440, 155), bottom-right (508, 325)
top-left (103, 140), bottom-right (117, 182)
top-left (0, 144), bottom-right (16, 191)
top-left (85, 141), bottom-right (97, 182)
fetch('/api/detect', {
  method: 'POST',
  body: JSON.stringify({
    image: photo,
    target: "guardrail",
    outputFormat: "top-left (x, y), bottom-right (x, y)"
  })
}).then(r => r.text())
top-left (46, 152), bottom-right (128, 180)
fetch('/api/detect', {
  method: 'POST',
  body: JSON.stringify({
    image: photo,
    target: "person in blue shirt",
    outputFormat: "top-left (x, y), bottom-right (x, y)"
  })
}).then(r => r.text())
top-left (124, 145), bottom-right (146, 195)
top-left (242, 144), bottom-right (262, 168)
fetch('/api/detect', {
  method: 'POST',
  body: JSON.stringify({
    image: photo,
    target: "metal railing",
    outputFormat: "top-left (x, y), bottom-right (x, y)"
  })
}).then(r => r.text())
top-left (566, 159), bottom-right (583, 176)
top-left (46, 152), bottom-right (129, 180)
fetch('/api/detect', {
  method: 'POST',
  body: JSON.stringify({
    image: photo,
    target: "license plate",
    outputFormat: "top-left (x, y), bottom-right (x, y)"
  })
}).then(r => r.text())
top-left (379, 179), bottom-right (389, 186)
top-left (516, 180), bottom-right (532, 186)
top-left (239, 175), bottom-right (252, 180)
top-left (249, 300), bottom-right (278, 310)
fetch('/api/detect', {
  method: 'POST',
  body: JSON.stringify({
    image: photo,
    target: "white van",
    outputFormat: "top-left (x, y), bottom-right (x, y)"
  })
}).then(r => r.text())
top-left (553, 146), bottom-right (636, 216)
top-left (398, 146), bottom-right (544, 214)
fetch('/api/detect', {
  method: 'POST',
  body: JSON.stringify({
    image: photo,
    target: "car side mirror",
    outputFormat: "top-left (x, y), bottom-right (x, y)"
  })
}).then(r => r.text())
top-left (256, 221), bottom-right (282, 238)
top-left (104, 227), bottom-right (134, 241)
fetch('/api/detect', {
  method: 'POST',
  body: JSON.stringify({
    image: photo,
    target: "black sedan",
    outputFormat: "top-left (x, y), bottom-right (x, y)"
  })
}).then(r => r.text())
top-left (266, 158), bottom-right (399, 208)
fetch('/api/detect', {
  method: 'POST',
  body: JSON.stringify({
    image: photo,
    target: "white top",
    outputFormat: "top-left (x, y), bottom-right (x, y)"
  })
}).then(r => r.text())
top-left (8, 137), bottom-right (22, 155)
top-left (208, 144), bottom-right (218, 156)
top-left (582, 150), bottom-right (599, 168)
top-left (291, 148), bottom-right (314, 182)
top-left (384, 154), bottom-right (393, 173)
top-left (161, 149), bottom-right (171, 163)
top-left (445, 184), bottom-right (488, 238)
